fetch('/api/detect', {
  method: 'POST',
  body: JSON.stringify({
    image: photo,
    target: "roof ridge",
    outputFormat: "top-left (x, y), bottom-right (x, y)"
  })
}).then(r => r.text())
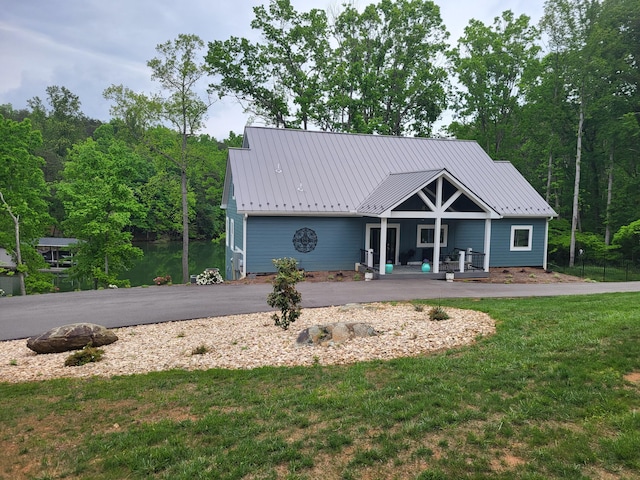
top-left (244, 126), bottom-right (478, 143)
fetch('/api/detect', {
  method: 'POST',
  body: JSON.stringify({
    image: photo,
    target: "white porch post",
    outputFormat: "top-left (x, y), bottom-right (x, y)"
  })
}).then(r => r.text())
top-left (379, 218), bottom-right (388, 275)
top-left (433, 177), bottom-right (443, 273)
top-left (483, 218), bottom-right (492, 272)
top-left (433, 216), bottom-right (442, 273)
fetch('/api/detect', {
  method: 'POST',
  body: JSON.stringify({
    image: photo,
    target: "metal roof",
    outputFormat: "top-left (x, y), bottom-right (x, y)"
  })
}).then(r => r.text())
top-left (38, 237), bottom-right (78, 248)
top-left (357, 170), bottom-right (442, 215)
top-left (224, 127), bottom-right (557, 218)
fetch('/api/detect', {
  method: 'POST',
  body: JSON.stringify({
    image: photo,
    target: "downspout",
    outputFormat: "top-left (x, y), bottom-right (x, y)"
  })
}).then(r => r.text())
top-left (543, 217), bottom-right (550, 272)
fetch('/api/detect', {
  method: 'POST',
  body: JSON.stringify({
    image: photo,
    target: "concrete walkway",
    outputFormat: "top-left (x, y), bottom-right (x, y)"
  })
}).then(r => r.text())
top-left (1, 279), bottom-right (639, 341)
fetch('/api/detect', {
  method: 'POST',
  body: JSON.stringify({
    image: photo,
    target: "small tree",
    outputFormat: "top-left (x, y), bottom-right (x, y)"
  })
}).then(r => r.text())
top-left (267, 257), bottom-right (304, 330)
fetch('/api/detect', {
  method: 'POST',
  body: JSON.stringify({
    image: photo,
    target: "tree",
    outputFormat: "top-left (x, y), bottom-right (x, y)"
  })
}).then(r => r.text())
top-left (324, 0), bottom-right (450, 135)
top-left (541, 0), bottom-right (602, 267)
top-left (207, 0), bottom-right (329, 130)
top-left (0, 116), bottom-right (51, 295)
top-left (105, 34), bottom-right (214, 283)
top-left (57, 130), bottom-right (145, 288)
top-left (27, 86), bottom-right (100, 183)
top-left (449, 10), bottom-right (541, 157)
top-left (206, 0), bottom-right (450, 136)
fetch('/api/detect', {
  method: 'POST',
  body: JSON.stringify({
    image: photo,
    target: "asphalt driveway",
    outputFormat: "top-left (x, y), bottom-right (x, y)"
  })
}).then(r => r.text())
top-left (1, 279), bottom-right (639, 341)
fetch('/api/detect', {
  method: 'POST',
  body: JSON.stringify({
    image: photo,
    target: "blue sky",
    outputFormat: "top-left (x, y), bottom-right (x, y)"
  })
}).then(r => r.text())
top-left (0, 0), bottom-right (544, 139)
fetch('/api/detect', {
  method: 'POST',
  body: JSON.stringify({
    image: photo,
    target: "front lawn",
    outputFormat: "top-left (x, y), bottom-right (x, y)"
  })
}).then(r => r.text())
top-left (1, 293), bottom-right (639, 479)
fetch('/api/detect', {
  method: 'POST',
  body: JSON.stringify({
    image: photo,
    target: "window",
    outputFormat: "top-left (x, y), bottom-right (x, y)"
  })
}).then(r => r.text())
top-left (417, 225), bottom-right (448, 248)
top-left (510, 225), bottom-right (532, 251)
top-left (225, 217), bottom-right (229, 247)
top-left (230, 218), bottom-right (235, 250)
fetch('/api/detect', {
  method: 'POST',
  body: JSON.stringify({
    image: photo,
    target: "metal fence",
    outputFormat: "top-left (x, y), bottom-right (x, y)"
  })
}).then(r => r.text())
top-left (550, 257), bottom-right (640, 282)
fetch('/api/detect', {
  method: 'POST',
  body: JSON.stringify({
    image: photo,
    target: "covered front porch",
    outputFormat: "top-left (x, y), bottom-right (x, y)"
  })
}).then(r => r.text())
top-left (358, 248), bottom-right (489, 280)
top-left (355, 169), bottom-right (500, 279)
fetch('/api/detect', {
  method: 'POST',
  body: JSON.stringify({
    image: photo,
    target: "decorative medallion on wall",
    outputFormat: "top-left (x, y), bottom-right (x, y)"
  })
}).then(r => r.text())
top-left (292, 227), bottom-right (318, 253)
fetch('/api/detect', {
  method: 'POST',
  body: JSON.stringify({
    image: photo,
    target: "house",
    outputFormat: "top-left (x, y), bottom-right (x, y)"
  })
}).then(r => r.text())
top-left (37, 237), bottom-right (78, 271)
top-left (221, 127), bottom-right (557, 279)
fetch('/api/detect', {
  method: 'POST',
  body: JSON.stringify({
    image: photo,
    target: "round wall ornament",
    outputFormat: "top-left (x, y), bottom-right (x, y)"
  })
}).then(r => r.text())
top-left (292, 227), bottom-right (318, 253)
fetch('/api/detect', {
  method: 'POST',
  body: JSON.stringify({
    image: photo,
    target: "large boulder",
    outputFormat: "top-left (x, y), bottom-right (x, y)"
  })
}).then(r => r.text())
top-left (296, 322), bottom-right (377, 346)
top-left (27, 323), bottom-right (118, 354)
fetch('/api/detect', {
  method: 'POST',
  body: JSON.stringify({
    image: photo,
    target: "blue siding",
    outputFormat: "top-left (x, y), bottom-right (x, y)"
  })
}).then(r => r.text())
top-left (489, 219), bottom-right (547, 267)
top-left (224, 176), bottom-right (245, 280)
top-left (453, 220), bottom-right (486, 254)
top-left (247, 217), bottom-right (366, 273)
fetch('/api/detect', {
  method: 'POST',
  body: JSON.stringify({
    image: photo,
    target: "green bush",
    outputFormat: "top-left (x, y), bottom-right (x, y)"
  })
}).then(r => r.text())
top-left (429, 306), bottom-right (449, 321)
top-left (548, 218), bottom-right (621, 264)
top-left (267, 257), bottom-right (304, 330)
top-left (64, 345), bottom-right (105, 367)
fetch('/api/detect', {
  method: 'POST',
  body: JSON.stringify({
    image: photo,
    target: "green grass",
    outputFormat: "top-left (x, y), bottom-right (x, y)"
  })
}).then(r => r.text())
top-left (1, 293), bottom-right (640, 479)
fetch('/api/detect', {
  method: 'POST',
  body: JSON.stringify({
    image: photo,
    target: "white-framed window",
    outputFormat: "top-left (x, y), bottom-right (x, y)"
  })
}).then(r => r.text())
top-left (225, 217), bottom-right (229, 247)
top-left (510, 225), bottom-right (532, 251)
top-left (416, 224), bottom-right (448, 248)
top-left (230, 218), bottom-right (235, 250)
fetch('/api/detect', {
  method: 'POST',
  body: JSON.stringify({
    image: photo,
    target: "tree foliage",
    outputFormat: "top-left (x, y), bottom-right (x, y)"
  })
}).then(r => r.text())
top-left (0, 115), bottom-right (51, 294)
top-left (105, 34), bottom-right (214, 283)
top-left (57, 128), bottom-right (145, 288)
top-left (267, 257), bottom-right (304, 330)
top-left (449, 10), bottom-right (541, 157)
top-left (206, 0), bottom-right (450, 136)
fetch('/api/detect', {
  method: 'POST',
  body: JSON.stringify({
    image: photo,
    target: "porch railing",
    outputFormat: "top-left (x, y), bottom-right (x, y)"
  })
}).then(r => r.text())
top-left (359, 249), bottom-right (379, 268)
top-left (439, 248), bottom-right (485, 272)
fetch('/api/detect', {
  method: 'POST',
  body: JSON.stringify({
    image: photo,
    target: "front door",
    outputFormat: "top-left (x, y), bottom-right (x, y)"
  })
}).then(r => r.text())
top-left (366, 223), bottom-right (400, 265)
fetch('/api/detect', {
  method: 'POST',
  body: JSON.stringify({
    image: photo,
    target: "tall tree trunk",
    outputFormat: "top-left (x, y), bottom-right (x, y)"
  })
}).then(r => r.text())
top-left (546, 151), bottom-right (553, 203)
top-left (14, 213), bottom-right (25, 296)
top-left (181, 131), bottom-right (189, 284)
top-left (604, 147), bottom-right (614, 245)
top-left (569, 99), bottom-right (584, 267)
top-left (0, 192), bottom-right (26, 296)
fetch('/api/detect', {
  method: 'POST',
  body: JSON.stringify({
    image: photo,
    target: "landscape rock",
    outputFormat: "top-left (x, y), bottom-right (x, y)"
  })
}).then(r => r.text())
top-left (27, 323), bottom-right (118, 354)
top-left (296, 322), bottom-right (377, 346)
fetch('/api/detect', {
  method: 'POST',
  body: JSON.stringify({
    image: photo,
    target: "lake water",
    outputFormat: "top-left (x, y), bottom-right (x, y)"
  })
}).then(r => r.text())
top-left (0, 240), bottom-right (226, 295)
top-left (119, 240), bottom-right (226, 287)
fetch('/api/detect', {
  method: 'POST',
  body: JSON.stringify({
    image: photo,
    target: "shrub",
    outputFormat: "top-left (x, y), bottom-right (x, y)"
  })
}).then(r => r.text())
top-left (195, 268), bottom-right (224, 285)
top-left (267, 257), bottom-right (304, 330)
top-left (153, 274), bottom-right (172, 285)
top-left (429, 306), bottom-right (450, 321)
top-left (64, 345), bottom-right (105, 367)
top-left (191, 344), bottom-right (209, 355)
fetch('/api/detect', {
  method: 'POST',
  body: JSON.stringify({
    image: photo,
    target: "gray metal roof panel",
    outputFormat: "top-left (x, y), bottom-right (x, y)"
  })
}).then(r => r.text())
top-left (357, 170), bottom-right (442, 215)
top-left (38, 237), bottom-right (78, 247)
top-left (228, 127), bottom-right (557, 218)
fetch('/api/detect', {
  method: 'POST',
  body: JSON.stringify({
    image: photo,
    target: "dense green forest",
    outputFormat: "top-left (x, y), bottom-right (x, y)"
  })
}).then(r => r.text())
top-left (1, 0), bottom-right (639, 293)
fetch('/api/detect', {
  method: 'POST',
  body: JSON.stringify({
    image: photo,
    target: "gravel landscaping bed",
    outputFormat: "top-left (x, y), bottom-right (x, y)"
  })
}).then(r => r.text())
top-left (0, 303), bottom-right (495, 383)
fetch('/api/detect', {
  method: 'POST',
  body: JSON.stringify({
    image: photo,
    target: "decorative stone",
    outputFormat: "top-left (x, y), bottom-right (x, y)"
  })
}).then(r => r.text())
top-left (26, 323), bottom-right (118, 354)
top-left (296, 322), bottom-right (377, 346)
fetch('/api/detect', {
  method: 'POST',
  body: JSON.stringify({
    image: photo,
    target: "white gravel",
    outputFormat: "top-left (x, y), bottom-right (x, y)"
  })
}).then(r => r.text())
top-left (0, 303), bottom-right (495, 383)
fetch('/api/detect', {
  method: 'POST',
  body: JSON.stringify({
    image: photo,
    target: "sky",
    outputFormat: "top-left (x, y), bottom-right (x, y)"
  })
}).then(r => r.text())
top-left (0, 0), bottom-right (545, 140)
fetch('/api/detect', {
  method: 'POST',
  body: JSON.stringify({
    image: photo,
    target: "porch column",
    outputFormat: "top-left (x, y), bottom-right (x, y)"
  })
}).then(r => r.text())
top-left (433, 177), bottom-right (443, 273)
top-left (379, 217), bottom-right (388, 275)
top-left (483, 218), bottom-right (492, 272)
top-left (433, 216), bottom-right (442, 273)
